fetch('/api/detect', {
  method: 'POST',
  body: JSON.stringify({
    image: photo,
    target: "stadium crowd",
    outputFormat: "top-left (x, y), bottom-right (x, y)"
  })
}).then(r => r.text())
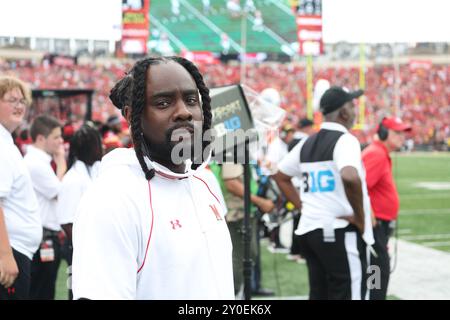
top-left (0, 59), bottom-right (448, 150)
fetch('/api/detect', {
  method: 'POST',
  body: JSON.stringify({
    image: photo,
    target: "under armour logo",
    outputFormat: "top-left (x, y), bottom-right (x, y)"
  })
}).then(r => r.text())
top-left (210, 204), bottom-right (222, 221)
top-left (170, 219), bottom-right (182, 229)
top-left (7, 287), bottom-right (15, 295)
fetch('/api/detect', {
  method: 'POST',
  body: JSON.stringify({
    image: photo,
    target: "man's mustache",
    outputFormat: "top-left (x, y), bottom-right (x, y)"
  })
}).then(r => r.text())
top-left (167, 123), bottom-right (196, 141)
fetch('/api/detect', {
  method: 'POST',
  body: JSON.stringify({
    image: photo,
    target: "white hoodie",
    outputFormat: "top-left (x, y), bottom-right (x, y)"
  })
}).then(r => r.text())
top-left (72, 148), bottom-right (234, 300)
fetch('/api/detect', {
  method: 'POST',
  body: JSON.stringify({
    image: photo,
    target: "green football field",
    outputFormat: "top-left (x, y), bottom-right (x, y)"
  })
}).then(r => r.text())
top-left (392, 153), bottom-right (450, 252)
top-left (55, 152), bottom-right (450, 299)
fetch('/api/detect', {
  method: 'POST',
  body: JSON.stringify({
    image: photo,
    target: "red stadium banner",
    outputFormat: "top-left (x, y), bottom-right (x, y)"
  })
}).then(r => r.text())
top-left (53, 56), bottom-right (77, 67)
top-left (121, 0), bottom-right (150, 54)
top-left (409, 59), bottom-right (433, 71)
top-left (238, 53), bottom-right (268, 63)
top-left (43, 54), bottom-right (77, 66)
top-left (181, 51), bottom-right (220, 65)
top-left (296, 0), bottom-right (323, 56)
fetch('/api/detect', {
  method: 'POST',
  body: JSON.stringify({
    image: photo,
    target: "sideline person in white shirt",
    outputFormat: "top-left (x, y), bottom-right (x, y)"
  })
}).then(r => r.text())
top-left (24, 115), bottom-right (67, 300)
top-left (72, 56), bottom-right (234, 300)
top-left (57, 123), bottom-right (103, 299)
top-left (0, 76), bottom-right (42, 300)
top-left (274, 86), bottom-right (374, 300)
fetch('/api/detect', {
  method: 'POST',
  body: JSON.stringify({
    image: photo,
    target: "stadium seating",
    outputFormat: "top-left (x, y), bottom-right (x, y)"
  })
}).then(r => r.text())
top-left (1, 59), bottom-right (448, 150)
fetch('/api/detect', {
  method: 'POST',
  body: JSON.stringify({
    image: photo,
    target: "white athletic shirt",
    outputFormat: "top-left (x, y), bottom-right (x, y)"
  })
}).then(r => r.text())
top-left (278, 122), bottom-right (374, 245)
top-left (72, 148), bottom-right (234, 300)
top-left (0, 124), bottom-right (42, 259)
top-left (57, 160), bottom-right (100, 225)
top-left (265, 136), bottom-right (288, 175)
top-left (24, 145), bottom-right (62, 231)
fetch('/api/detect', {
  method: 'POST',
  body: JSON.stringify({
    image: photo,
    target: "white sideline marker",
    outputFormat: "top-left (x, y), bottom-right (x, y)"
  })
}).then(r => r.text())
top-left (414, 182), bottom-right (450, 190)
top-left (403, 233), bottom-right (450, 241)
top-left (400, 208), bottom-right (450, 215)
top-left (421, 241), bottom-right (450, 248)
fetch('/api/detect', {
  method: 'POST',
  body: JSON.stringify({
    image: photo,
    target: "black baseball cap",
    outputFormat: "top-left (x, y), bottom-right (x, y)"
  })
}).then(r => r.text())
top-left (320, 86), bottom-right (364, 115)
top-left (107, 115), bottom-right (121, 126)
top-left (298, 118), bottom-right (313, 129)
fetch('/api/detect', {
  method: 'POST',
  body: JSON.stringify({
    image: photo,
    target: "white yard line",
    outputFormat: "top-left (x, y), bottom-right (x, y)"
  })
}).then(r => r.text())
top-left (421, 241), bottom-right (450, 247)
top-left (402, 234), bottom-right (450, 241)
top-left (414, 182), bottom-right (450, 191)
top-left (388, 239), bottom-right (450, 299)
top-left (399, 208), bottom-right (450, 215)
top-left (400, 193), bottom-right (450, 200)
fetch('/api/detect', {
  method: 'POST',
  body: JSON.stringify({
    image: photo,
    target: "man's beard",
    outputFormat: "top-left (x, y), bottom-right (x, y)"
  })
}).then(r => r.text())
top-left (142, 125), bottom-right (199, 166)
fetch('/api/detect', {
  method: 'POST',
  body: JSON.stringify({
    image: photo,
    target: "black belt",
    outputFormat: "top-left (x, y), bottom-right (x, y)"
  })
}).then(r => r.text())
top-left (43, 228), bottom-right (59, 238)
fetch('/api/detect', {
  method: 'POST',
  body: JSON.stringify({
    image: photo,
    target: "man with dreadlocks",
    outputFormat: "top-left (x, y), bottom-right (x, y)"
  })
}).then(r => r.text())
top-left (71, 56), bottom-right (234, 299)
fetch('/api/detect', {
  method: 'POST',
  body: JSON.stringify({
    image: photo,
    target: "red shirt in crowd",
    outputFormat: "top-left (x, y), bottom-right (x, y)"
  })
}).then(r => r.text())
top-left (362, 140), bottom-right (399, 221)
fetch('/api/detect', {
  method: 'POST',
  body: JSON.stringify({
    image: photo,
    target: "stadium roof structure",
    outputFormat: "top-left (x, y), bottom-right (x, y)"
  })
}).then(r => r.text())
top-left (0, 48), bottom-right (45, 60)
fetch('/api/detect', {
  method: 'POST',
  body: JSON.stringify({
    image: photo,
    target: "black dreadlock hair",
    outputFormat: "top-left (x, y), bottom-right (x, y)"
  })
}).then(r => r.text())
top-left (109, 56), bottom-right (212, 181)
top-left (68, 124), bottom-right (103, 170)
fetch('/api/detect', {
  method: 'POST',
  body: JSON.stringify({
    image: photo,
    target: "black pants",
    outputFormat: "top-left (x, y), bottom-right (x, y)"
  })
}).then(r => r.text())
top-left (369, 219), bottom-right (394, 300)
top-left (30, 229), bottom-right (61, 300)
top-left (298, 225), bottom-right (368, 300)
top-left (0, 249), bottom-right (31, 300)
